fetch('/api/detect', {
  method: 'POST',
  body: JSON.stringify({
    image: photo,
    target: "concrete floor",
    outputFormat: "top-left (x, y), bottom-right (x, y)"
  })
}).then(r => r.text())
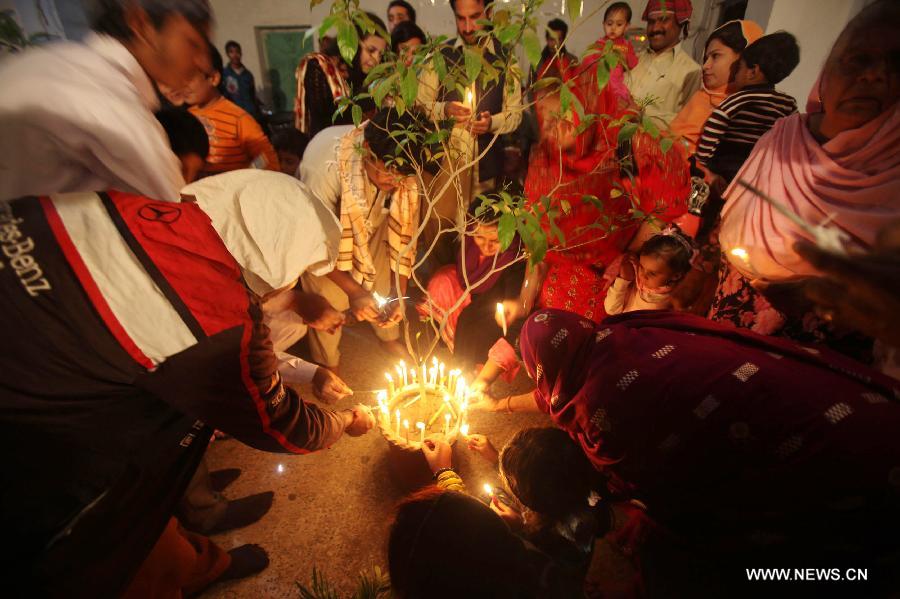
top-left (203, 323), bottom-right (550, 597)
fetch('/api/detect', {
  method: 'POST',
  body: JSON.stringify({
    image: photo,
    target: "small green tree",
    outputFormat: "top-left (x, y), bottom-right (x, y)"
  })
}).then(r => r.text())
top-left (309, 0), bottom-right (675, 361)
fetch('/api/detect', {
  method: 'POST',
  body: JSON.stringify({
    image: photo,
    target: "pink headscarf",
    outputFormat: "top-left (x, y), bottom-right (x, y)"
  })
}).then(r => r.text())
top-left (718, 72), bottom-right (900, 281)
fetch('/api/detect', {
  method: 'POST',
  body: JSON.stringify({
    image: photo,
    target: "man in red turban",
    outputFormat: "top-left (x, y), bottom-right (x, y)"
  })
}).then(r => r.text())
top-left (627, 0), bottom-right (701, 125)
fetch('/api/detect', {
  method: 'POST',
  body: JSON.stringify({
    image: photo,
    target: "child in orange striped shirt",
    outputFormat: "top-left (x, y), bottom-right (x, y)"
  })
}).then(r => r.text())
top-left (184, 44), bottom-right (278, 177)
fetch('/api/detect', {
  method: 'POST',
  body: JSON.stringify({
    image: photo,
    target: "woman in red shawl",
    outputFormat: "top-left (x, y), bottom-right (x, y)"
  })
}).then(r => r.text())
top-left (505, 308), bottom-right (900, 572)
top-left (520, 66), bottom-right (690, 324)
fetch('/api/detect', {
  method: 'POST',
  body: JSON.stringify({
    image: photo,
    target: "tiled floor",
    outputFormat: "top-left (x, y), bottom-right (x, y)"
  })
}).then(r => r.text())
top-left (203, 323), bottom-right (550, 597)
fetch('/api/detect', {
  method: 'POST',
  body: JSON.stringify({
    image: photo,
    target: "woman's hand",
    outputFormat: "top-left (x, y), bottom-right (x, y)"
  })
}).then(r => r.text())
top-left (467, 433), bottom-right (499, 464)
top-left (495, 299), bottom-right (523, 330)
top-left (422, 435), bottom-right (453, 473)
top-left (490, 496), bottom-right (524, 531)
top-left (469, 111), bottom-right (492, 136)
top-left (467, 390), bottom-right (501, 412)
top-left (619, 256), bottom-right (636, 282)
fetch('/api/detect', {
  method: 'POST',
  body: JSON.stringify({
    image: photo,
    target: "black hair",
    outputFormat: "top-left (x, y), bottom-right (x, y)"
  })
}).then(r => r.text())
top-left (208, 41), bottom-right (223, 74)
top-left (741, 31), bottom-right (800, 85)
top-left (271, 128), bottom-right (309, 159)
top-left (546, 18), bottom-right (568, 39)
top-left (500, 427), bottom-right (598, 521)
top-left (389, 488), bottom-right (543, 598)
top-left (604, 2), bottom-right (632, 22)
top-left (362, 107), bottom-right (424, 176)
top-left (639, 227), bottom-right (694, 280)
top-left (91, 0), bottom-right (211, 42)
top-left (705, 20), bottom-right (750, 54)
top-left (388, 0), bottom-right (416, 23)
top-left (391, 21), bottom-right (426, 54)
top-left (224, 40), bottom-right (241, 53)
top-left (155, 108), bottom-right (209, 159)
top-left (450, 0), bottom-right (486, 11)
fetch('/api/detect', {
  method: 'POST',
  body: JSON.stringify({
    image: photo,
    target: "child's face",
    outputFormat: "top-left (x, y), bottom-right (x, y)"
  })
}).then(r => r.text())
top-left (277, 151), bottom-right (300, 177)
top-left (182, 69), bottom-right (219, 105)
top-left (397, 38), bottom-right (422, 67)
top-left (227, 46), bottom-right (242, 66)
top-left (637, 253), bottom-right (676, 289)
top-left (471, 223), bottom-right (501, 257)
top-left (727, 57), bottom-right (760, 93)
top-left (604, 10), bottom-right (630, 40)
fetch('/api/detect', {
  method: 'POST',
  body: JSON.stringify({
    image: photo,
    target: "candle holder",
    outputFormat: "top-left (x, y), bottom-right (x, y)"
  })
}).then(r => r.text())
top-left (375, 359), bottom-right (471, 490)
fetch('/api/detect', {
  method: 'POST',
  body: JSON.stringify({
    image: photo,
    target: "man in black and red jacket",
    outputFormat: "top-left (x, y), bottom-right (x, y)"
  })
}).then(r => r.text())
top-left (0, 190), bottom-right (374, 596)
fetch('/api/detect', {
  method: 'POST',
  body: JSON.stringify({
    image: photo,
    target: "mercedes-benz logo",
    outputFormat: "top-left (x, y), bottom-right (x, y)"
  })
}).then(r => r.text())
top-left (138, 204), bottom-right (182, 223)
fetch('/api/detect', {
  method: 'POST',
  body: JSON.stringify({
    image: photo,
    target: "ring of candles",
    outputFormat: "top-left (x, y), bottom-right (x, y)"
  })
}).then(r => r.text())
top-left (376, 359), bottom-right (471, 451)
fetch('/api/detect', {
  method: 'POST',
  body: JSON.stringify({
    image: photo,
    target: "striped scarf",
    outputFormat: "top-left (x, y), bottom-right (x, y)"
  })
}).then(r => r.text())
top-left (335, 125), bottom-right (418, 289)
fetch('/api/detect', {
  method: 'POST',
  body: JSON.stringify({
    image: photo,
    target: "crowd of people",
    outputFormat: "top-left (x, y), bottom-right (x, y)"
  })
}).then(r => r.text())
top-left (0, 0), bottom-right (898, 596)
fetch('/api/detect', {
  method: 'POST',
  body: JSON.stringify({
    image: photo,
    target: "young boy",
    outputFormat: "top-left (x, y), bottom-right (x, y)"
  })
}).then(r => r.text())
top-left (185, 43), bottom-right (279, 177)
top-left (222, 40), bottom-right (260, 119)
top-left (696, 32), bottom-right (800, 183)
top-left (271, 128), bottom-right (310, 178)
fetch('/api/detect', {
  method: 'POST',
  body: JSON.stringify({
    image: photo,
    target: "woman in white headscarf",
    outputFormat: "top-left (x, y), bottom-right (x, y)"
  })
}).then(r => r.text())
top-left (182, 169), bottom-right (352, 402)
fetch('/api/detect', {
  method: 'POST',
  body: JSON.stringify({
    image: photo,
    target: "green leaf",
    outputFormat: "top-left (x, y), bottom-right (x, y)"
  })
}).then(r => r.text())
top-left (337, 20), bottom-right (358, 66)
top-left (401, 67), bottom-right (418, 107)
top-left (433, 51), bottom-right (447, 81)
top-left (529, 234), bottom-right (548, 265)
top-left (317, 14), bottom-right (338, 38)
top-left (617, 122), bottom-right (638, 146)
top-left (352, 104), bottom-right (362, 127)
top-left (495, 24), bottom-right (519, 45)
top-left (559, 83), bottom-right (573, 114)
top-left (548, 218), bottom-right (566, 245)
top-left (532, 76), bottom-right (560, 92)
top-left (596, 60), bottom-right (610, 91)
top-left (610, 188), bottom-right (623, 198)
top-left (567, 0), bottom-right (582, 20)
top-left (642, 115), bottom-right (659, 138)
top-left (498, 213), bottom-right (516, 251)
top-left (522, 29), bottom-right (542, 69)
top-left (373, 73), bottom-right (397, 107)
top-left (660, 137), bottom-right (674, 154)
top-left (464, 47), bottom-right (482, 84)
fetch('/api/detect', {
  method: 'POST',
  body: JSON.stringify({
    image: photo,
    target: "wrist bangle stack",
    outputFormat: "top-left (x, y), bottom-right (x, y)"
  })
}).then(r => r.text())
top-left (433, 467), bottom-right (455, 480)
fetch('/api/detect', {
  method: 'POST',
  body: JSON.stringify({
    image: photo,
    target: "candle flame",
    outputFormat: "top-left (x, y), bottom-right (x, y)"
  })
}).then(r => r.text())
top-left (403, 419), bottom-right (409, 429)
top-left (496, 302), bottom-right (504, 315)
top-left (377, 390), bottom-right (388, 402)
top-left (277, 464), bottom-right (285, 473)
top-left (483, 483), bottom-right (493, 495)
top-left (444, 413), bottom-right (451, 421)
top-left (416, 421), bottom-right (425, 430)
top-left (373, 291), bottom-right (388, 308)
top-left (385, 373), bottom-right (393, 381)
top-left (460, 424), bottom-right (470, 436)
top-left (730, 247), bottom-right (749, 262)
top-left (466, 89), bottom-right (474, 106)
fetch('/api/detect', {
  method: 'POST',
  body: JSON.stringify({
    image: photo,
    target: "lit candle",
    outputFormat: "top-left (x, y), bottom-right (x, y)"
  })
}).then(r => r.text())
top-left (416, 421), bottom-right (425, 444)
top-left (460, 423), bottom-right (470, 438)
top-left (399, 360), bottom-right (408, 386)
top-left (443, 412), bottom-right (451, 435)
top-left (403, 419), bottom-right (410, 443)
top-left (483, 483), bottom-right (493, 497)
top-left (496, 302), bottom-right (508, 336)
top-left (385, 373), bottom-right (395, 398)
top-left (439, 362), bottom-right (445, 386)
top-left (395, 409), bottom-right (401, 437)
top-left (456, 376), bottom-right (466, 400)
top-left (429, 366), bottom-right (437, 386)
top-left (443, 393), bottom-right (457, 419)
top-left (410, 368), bottom-right (417, 383)
top-left (420, 364), bottom-right (427, 386)
top-left (466, 85), bottom-right (476, 110)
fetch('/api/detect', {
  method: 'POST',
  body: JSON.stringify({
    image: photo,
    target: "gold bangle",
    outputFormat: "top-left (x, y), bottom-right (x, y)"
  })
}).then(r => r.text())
top-left (505, 394), bottom-right (513, 414)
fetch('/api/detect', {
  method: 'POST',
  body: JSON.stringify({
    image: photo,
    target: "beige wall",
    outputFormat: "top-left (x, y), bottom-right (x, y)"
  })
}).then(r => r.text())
top-left (209, 0), bottom-right (715, 107)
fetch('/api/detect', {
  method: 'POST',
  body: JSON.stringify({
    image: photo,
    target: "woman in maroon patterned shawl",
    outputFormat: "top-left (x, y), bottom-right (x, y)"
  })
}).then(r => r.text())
top-left (514, 308), bottom-right (900, 563)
